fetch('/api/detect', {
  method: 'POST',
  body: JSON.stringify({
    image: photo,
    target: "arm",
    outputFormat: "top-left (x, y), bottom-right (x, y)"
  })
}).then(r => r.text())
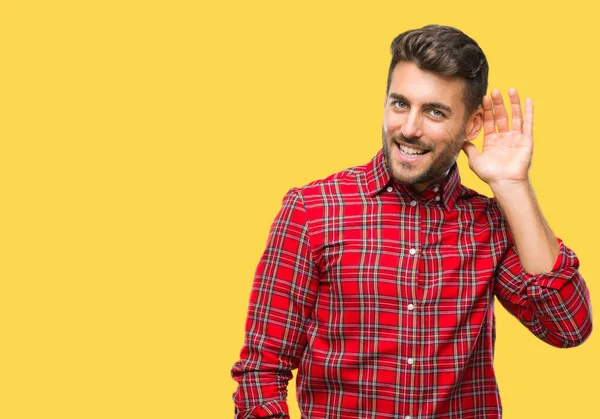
top-left (462, 88), bottom-right (593, 347)
top-left (491, 201), bottom-right (592, 347)
top-left (231, 188), bottom-right (319, 418)
top-left (492, 181), bottom-right (558, 274)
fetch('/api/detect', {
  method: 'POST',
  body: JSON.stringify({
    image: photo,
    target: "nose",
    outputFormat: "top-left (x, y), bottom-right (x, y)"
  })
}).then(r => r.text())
top-left (401, 109), bottom-right (423, 138)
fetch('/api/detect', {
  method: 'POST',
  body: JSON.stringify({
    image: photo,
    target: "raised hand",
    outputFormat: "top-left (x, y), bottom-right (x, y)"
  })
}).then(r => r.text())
top-left (461, 88), bottom-right (533, 190)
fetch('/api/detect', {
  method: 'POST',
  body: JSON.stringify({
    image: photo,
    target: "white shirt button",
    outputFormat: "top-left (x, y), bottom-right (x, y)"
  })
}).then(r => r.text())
top-left (409, 248), bottom-right (416, 255)
top-left (405, 416), bottom-right (413, 419)
top-left (386, 186), bottom-right (393, 192)
top-left (410, 200), bottom-right (417, 206)
top-left (433, 186), bottom-right (440, 192)
top-left (407, 303), bottom-right (414, 311)
top-left (407, 358), bottom-right (415, 365)
top-left (435, 195), bottom-right (441, 201)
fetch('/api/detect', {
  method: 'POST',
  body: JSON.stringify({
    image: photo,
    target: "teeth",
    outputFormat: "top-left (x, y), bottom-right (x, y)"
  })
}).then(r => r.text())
top-left (399, 144), bottom-right (427, 155)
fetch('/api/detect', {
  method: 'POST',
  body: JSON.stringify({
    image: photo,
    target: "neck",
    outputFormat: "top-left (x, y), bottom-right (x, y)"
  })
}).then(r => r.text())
top-left (409, 170), bottom-right (449, 195)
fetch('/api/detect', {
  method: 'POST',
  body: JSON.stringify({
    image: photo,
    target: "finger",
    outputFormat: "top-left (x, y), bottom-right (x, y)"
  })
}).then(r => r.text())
top-left (482, 95), bottom-right (495, 137)
top-left (491, 89), bottom-right (509, 132)
top-left (508, 88), bottom-right (523, 132)
top-left (523, 97), bottom-right (534, 138)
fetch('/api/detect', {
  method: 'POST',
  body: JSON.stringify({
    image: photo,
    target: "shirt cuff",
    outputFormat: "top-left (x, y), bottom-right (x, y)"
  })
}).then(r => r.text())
top-left (235, 399), bottom-right (290, 419)
top-left (519, 238), bottom-right (580, 292)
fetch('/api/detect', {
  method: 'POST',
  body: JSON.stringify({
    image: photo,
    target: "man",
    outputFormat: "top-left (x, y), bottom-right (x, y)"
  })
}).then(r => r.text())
top-left (231, 25), bottom-right (593, 418)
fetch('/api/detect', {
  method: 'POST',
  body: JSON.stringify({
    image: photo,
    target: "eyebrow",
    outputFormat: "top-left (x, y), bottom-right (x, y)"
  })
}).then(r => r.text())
top-left (389, 93), bottom-right (453, 115)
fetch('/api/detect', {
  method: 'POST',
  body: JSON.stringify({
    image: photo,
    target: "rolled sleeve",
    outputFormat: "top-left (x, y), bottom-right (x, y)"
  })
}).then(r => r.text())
top-left (494, 238), bottom-right (593, 348)
top-left (233, 400), bottom-right (289, 419)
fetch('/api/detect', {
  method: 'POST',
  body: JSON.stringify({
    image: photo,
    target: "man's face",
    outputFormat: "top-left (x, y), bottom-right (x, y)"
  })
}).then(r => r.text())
top-left (382, 61), bottom-right (471, 192)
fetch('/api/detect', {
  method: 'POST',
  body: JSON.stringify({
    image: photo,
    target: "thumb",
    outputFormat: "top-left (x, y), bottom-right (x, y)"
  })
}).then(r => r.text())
top-left (461, 141), bottom-right (481, 164)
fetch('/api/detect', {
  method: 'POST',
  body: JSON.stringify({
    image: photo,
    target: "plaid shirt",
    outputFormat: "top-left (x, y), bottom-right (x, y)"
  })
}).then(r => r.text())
top-left (231, 149), bottom-right (592, 419)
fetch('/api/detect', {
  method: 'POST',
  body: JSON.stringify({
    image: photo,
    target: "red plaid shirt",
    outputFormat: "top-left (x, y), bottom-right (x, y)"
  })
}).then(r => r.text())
top-left (231, 149), bottom-right (592, 419)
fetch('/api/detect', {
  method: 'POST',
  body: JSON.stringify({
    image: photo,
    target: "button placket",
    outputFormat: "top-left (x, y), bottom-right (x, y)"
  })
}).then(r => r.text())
top-left (404, 196), bottom-right (420, 417)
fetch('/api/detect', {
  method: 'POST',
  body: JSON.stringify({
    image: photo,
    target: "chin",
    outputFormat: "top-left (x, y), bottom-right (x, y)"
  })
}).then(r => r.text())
top-left (393, 173), bottom-right (424, 186)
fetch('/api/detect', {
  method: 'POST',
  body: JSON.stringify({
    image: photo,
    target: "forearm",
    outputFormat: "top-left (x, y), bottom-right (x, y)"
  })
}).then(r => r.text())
top-left (491, 180), bottom-right (559, 274)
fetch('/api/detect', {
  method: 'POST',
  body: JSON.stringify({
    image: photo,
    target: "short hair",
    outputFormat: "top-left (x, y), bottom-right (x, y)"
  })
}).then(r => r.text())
top-left (386, 25), bottom-right (488, 115)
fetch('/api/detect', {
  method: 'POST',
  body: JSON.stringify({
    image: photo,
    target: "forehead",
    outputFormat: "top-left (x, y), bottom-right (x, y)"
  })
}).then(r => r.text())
top-left (389, 61), bottom-right (465, 110)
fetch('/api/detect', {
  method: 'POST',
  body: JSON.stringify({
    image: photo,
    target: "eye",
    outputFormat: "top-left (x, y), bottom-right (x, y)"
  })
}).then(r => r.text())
top-left (392, 100), bottom-right (408, 109)
top-left (429, 109), bottom-right (446, 118)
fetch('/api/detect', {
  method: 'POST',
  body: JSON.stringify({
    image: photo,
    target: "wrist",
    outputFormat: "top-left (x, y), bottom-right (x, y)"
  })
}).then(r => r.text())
top-left (490, 178), bottom-right (532, 198)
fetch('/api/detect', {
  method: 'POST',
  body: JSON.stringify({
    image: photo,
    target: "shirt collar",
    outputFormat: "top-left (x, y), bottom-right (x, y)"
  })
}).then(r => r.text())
top-left (364, 148), bottom-right (463, 211)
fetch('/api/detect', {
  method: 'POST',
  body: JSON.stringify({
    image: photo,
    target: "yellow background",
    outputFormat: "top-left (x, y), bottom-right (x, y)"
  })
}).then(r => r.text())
top-left (0, 0), bottom-right (597, 418)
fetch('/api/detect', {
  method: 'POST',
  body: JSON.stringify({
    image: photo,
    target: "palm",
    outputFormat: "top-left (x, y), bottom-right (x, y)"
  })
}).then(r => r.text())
top-left (462, 89), bottom-right (534, 186)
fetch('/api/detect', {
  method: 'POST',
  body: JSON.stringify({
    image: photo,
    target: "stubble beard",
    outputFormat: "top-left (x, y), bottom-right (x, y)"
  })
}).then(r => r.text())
top-left (381, 126), bottom-right (465, 186)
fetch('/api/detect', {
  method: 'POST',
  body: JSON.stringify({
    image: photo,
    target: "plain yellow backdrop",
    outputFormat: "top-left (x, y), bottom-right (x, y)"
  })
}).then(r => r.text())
top-left (0, 0), bottom-right (597, 418)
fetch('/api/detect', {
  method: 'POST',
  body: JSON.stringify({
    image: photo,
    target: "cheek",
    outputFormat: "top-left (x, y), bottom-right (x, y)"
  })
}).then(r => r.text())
top-left (384, 110), bottom-right (403, 133)
top-left (426, 121), bottom-right (460, 141)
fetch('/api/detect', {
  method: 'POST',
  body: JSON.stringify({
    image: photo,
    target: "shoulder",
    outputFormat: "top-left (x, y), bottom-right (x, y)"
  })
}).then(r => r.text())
top-left (292, 159), bottom-right (371, 200)
top-left (456, 184), bottom-right (506, 225)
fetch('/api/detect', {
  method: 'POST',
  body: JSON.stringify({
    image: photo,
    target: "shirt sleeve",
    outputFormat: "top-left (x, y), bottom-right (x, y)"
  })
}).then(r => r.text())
top-left (231, 188), bottom-right (320, 418)
top-left (494, 237), bottom-right (593, 348)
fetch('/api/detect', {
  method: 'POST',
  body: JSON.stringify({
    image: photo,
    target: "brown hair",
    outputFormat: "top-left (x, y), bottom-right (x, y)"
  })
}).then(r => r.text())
top-left (386, 25), bottom-right (488, 114)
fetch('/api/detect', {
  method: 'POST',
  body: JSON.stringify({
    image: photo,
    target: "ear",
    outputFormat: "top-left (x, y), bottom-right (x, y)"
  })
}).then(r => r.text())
top-left (464, 106), bottom-right (484, 141)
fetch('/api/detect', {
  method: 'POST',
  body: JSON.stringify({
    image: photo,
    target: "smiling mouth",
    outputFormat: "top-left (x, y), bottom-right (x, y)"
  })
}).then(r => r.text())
top-left (396, 142), bottom-right (430, 156)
